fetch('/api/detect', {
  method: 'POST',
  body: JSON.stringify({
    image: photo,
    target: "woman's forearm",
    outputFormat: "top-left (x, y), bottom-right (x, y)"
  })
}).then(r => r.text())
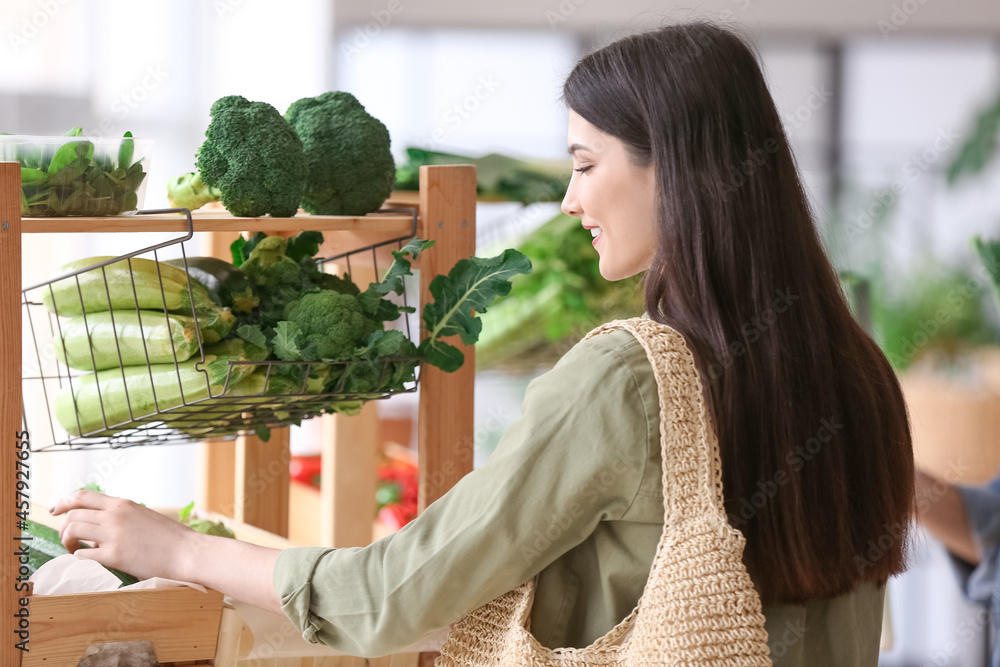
top-left (914, 469), bottom-right (980, 565)
top-left (178, 531), bottom-right (286, 615)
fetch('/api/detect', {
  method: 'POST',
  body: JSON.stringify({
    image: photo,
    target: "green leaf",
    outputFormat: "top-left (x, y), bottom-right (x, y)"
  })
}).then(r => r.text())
top-left (417, 338), bottom-right (466, 373)
top-left (178, 500), bottom-right (195, 523)
top-left (118, 131), bottom-right (134, 170)
top-left (64, 127), bottom-right (83, 137)
top-left (423, 248), bottom-right (532, 342)
top-left (48, 140), bottom-right (93, 175)
top-left (286, 231), bottom-right (324, 263)
top-left (237, 324), bottom-right (267, 350)
top-left (241, 232), bottom-right (268, 262)
top-left (358, 238), bottom-right (435, 318)
top-left (77, 482), bottom-right (106, 494)
top-left (230, 236), bottom-right (247, 266)
top-left (973, 235), bottom-right (1000, 301)
top-left (20, 167), bottom-right (47, 185)
top-left (273, 320), bottom-right (305, 361)
top-left (254, 422), bottom-right (271, 442)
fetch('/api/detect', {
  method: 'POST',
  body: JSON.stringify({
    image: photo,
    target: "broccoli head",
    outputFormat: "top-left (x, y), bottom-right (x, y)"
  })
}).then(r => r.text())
top-left (195, 95), bottom-right (306, 217)
top-left (284, 91), bottom-right (395, 215)
top-left (283, 291), bottom-right (379, 360)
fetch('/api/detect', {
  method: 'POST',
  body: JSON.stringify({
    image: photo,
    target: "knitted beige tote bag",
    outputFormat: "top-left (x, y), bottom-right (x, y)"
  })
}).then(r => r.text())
top-left (435, 317), bottom-right (772, 666)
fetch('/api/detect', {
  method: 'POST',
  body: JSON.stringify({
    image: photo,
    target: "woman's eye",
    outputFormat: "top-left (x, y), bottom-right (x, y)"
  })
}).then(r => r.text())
top-left (574, 166), bottom-right (592, 174)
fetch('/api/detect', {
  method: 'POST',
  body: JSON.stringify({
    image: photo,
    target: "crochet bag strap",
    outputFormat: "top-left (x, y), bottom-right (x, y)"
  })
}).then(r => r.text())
top-left (583, 317), bottom-right (727, 524)
top-left (434, 316), bottom-right (771, 666)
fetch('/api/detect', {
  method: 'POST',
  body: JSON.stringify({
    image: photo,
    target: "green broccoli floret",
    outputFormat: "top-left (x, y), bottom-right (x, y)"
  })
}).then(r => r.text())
top-left (282, 291), bottom-right (379, 360)
top-left (166, 171), bottom-right (222, 210)
top-left (284, 91), bottom-right (395, 215)
top-left (180, 95), bottom-right (306, 217)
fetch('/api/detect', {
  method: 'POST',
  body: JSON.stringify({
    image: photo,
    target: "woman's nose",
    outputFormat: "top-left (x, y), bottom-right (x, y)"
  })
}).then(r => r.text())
top-left (561, 185), bottom-right (581, 218)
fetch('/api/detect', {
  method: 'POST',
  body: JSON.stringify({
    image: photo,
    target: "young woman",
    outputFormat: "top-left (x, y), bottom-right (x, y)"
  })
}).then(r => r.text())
top-left (51, 20), bottom-right (914, 663)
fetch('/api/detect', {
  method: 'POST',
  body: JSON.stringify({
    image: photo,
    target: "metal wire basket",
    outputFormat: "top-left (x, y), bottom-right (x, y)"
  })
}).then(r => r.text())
top-left (21, 207), bottom-right (422, 451)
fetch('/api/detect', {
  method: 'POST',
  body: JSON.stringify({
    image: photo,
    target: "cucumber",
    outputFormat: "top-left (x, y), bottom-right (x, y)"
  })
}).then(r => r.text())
top-left (22, 519), bottom-right (139, 587)
top-left (52, 309), bottom-right (236, 371)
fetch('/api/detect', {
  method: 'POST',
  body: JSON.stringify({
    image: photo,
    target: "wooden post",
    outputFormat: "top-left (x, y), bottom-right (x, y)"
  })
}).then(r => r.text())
top-left (320, 266), bottom-right (379, 548)
top-left (1, 163), bottom-right (23, 666)
top-left (416, 164), bottom-right (477, 511)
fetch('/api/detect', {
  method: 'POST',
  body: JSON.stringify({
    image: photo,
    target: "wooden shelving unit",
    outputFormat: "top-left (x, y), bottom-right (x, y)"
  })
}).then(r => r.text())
top-left (0, 162), bottom-right (478, 666)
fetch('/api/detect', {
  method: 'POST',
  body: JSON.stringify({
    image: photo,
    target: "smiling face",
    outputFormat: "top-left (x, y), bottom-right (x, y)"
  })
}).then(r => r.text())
top-left (561, 109), bottom-right (659, 281)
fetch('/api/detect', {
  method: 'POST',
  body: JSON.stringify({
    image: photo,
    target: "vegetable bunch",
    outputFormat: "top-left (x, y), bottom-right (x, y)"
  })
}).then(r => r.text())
top-left (3, 128), bottom-right (148, 217)
top-left (45, 230), bottom-right (530, 441)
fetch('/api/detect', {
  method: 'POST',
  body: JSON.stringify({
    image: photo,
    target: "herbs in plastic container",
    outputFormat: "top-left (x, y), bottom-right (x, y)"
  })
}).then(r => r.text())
top-left (1, 128), bottom-right (151, 217)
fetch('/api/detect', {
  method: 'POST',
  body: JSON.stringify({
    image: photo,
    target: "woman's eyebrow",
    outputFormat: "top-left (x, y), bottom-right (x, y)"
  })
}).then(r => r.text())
top-left (568, 143), bottom-right (591, 155)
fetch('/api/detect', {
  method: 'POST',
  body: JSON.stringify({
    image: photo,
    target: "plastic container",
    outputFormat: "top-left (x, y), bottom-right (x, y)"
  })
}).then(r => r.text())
top-left (0, 132), bottom-right (153, 217)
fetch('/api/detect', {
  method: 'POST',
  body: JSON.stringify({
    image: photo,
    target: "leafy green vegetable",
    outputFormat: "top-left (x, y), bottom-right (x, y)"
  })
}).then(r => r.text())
top-left (394, 147), bottom-right (571, 204)
top-left (6, 129), bottom-right (148, 217)
top-left (178, 501), bottom-right (235, 539)
top-left (418, 248), bottom-right (532, 372)
top-left (285, 91), bottom-right (395, 215)
top-left (474, 211), bottom-right (644, 370)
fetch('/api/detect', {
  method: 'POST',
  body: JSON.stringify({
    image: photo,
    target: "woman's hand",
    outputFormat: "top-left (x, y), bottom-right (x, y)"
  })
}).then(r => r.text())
top-left (49, 489), bottom-right (202, 583)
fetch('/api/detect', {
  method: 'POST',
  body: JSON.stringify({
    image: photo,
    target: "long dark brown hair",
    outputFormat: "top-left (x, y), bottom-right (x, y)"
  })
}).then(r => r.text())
top-left (563, 21), bottom-right (913, 606)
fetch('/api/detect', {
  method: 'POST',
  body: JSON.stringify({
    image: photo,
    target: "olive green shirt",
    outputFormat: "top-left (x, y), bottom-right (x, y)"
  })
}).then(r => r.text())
top-left (273, 324), bottom-right (886, 661)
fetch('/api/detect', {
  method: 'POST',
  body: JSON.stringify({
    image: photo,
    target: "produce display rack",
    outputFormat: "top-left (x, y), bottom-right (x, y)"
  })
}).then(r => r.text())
top-left (0, 163), bottom-right (478, 666)
top-left (20, 205), bottom-right (424, 451)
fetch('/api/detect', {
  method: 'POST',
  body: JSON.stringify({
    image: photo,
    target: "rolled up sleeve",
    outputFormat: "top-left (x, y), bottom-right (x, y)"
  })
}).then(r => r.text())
top-left (272, 330), bottom-right (651, 657)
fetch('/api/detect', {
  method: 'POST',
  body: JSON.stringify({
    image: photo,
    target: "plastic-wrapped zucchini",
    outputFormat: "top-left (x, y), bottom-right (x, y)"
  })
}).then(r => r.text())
top-left (42, 256), bottom-right (221, 316)
top-left (55, 338), bottom-right (266, 437)
top-left (53, 309), bottom-right (236, 371)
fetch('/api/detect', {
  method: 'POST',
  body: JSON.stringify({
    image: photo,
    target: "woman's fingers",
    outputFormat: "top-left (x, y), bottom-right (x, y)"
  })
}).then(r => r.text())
top-left (60, 519), bottom-right (105, 554)
top-left (50, 489), bottom-right (119, 516)
top-left (57, 508), bottom-right (105, 544)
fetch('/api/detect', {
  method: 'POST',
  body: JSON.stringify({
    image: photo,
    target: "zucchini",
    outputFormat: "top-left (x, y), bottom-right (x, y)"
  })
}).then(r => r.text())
top-left (55, 338), bottom-right (267, 437)
top-left (22, 519), bottom-right (138, 587)
top-left (53, 309), bottom-right (236, 371)
top-left (165, 257), bottom-right (259, 314)
top-left (42, 256), bottom-right (220, 316)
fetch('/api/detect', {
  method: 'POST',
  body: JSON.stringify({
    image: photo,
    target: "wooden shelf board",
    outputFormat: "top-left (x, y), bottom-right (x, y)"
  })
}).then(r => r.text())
top-left (20, 209), bottom-right (416, 234)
